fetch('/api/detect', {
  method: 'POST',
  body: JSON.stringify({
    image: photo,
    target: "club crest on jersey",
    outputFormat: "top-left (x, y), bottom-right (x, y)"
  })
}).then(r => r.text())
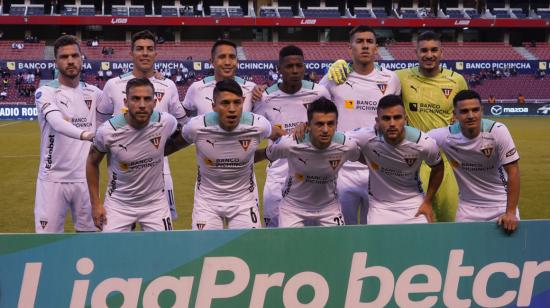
top-left (344, 100), bottom-right (354, 109)
top-left (239, 139), bottom-right (251, 151)
top-left (302, 102), bottom-right (312, 110)
top-left (154, 91), bottom-right (165, 103)
top-left (377, 83), bottom-right (387, 94)
top-left (84, 99), bottom-right (92, 110)
top-left (150, 136), bottom-right (161, 149)
top-left (442, 88), bottom-right (453, 99)
top-left (40, 220), bottom-right (47, 229)
top-left (196, 223), bottom-right (206, 230)
top-left (481, 146), bottom-right (494, 158)
top-left (329, 159), bottom-right (341, 170)
top-left (404, 157), bottom-right (417, 167)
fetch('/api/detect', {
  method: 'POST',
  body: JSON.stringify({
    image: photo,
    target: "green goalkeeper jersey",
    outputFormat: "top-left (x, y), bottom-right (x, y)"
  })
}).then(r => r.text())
top-left (396, 66), bottom-right (468, 132)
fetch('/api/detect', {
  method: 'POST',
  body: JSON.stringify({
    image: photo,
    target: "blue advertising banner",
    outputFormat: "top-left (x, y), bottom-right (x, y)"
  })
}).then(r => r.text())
top-left (0, 105), bottom-right (38, 120)
top-left (1, 221), bottom-right (549, 307)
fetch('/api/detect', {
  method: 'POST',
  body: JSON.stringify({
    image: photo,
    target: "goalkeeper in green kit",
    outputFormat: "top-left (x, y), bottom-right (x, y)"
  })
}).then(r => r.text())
top-left (328, 31), bottom-right (467, 222)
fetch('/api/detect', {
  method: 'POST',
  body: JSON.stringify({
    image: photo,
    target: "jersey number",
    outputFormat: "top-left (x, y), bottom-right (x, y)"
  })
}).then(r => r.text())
top-left (162, 217), bottom-right (173, 231)
top-left (250, 207), bottom-right (258, 224)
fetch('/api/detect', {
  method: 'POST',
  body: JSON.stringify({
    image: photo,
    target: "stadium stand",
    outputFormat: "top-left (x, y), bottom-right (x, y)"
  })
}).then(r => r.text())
top-left (227, 6), bottom-right (244, 17)
top-left (303, 7), bottom-right (342, 18)
top-left (445, 8), bottom-right (466, 18)
top-left (400, 8), bottom-right (419, 18)
top-left (179, 6), bottom-right (197, 16)
top-left (465, 8), bottom-right (481, 18)
top-left (129, 6), bottom-right (146, 17)
top-left (259, 7), bottom-right (278, 17)
top-left (26, 5), bottom-right (45, 16)
top-left (209, 6), bottom-right (228, 17)
top-left (78, 5), bottom-right (96, 16)
top-left (511, 9), bottom-right (527, 19)
top-left (536, 8), bottom-right (550, 19)
top-left (0, 41), bottom-right (45, 60)
top-left (111, 6), bottom-right (129, 16)
top-left (524, 42), bottom-right (550, 60)
top-left (61, 5), bottom-right (79, 16)
top-left (354, 8), bottom-right (374, 18)
top-left (469, 75), bottom-right (550, 99)
top-left (387, 42), bottom-right (524, 60)
top-left (492, 8), bottom-right (512, 18)
top-left (161, 6), bottom-right (178, 17)
top-left (9, 5), bottom-right (27, 16)
top-left (277, 7), bottom-right (294, 17)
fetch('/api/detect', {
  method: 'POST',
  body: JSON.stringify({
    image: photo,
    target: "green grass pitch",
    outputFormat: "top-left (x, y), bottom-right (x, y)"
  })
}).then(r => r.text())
top-left (0, 117), bottom-right (548, 233)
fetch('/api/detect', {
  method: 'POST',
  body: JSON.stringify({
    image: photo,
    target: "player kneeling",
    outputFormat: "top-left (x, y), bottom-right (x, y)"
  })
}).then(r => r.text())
top-left (256, 98), bottom-right (361, 227)
top-left (87, 78), bottom-right (180, 231)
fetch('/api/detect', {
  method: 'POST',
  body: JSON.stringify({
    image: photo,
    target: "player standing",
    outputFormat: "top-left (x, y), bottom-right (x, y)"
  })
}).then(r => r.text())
top-left (96, 30), bottom-right (186, 220)
top-left (256, 98), bottom-right (361, 227)
top-left (349, 95), bottom-right (444, 224)
top-left (174, 79), bottom-right (282, 230)
top-left (320, 26), bottom-right (401, 225)
top-left (428, 90), bottom-right (520, 232)
top-left (87, 78), bottom-right (179, 232)
top-left (253, 45), bottom-right (330, 227)
top-left (182, 39), bottom-right (256, 115)
top-left (34, 35), bottom-right (101, 233)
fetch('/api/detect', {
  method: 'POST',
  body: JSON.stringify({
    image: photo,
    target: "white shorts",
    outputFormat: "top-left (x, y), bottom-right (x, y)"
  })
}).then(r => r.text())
top-left (192, 195), bottom-right (261, 230)
top-left (367, 196), bottom-right (428, 225)
top-left (102, 198), bottom-right (172, 232)
top-left (337, 167), bottom-right (370, 225)
top-left (278, 200), bottom-right (345, 228)
top-left (34, 180), bottom-right (96, 233)
top-left (164, 173), bottom-right (177, 220)
top-left (456, 202), bottom-right (520, 222)
top-left (263, 178), bottom-right (285, 227)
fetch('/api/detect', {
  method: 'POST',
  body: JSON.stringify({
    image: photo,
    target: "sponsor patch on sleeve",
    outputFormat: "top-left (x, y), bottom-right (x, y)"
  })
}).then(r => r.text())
top-left (506, 148), bottom-right (517, 157)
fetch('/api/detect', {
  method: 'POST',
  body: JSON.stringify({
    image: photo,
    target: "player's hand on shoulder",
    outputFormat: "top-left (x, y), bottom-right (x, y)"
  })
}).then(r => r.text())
top-left (328, 59), bottom-right (350, 85)
top-left (292, 122), bottom-right (308, 142)
top-left (251, 84), bottom-right (267, 103)
top-left (270, 125), bottom-right (287, 141)
top-left (80, 131), bottom-right (95, 141)
top-left (497, 212), bottom-right (518, 234)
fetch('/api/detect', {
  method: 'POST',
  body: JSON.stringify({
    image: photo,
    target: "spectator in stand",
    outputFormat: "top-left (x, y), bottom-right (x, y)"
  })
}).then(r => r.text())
top-left (105, 69), bottom-right (113, 79)
top-left (536, 69), bottom-right (546, 80)
top-left (96, 69), bottom-right (104, 81)
top-left (27, 72), bottom-right (35, 84)
top-left (510, 67), bottom-right (517, 76)
top-left (517, 93), bottom-right (526, 104)
top-left (0, 88), bottom-right (7, 100)
top-left (101, 47), bottom-right (108, 55)
top-left (34, 67), bottom-right (41, 78)
top-left (488, 95), bottom-right (496, 104)
top-left (91, 38), bottom-right (99, 47)
top-left (495, 68), bottom-right (502, 79)
top-left (15, 73), bottom-right (23, 86)
top-left (503, 68), bottom-right (510, 78)
top-left (2, 77), bottom-right (9, 88)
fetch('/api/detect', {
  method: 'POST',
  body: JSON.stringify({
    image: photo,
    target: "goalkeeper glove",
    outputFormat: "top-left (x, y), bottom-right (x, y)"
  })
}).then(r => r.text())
top-left (328, 59), bottom-right (351, 85)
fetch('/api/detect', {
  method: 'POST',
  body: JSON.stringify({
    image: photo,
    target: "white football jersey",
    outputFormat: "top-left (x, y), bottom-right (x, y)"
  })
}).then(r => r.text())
top-left (93, 111), bottom-right (177, 207)
top-left (36, 80), bottom-right (101, 182)
top-left (349, 127), bottom-right (441, 206)
top-left (320, 64), bottom-right (401, 171)
top-left (428, 119), bottom-right (520, 208)
top-left (96, 72), bottom-right (187, 176)
top-left (253, 80), bottom-right (330, 179)
top-left (182, 75), bottom-right (256, 115)
top-left (265, 133), bottom-right (361, 210)
top-left (183, 112), bottom-right (272, 204)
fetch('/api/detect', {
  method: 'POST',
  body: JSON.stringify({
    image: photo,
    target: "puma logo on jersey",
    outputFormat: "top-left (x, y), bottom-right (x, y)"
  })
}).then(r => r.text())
top-left (329, 159), bottom-right (341, 170)
top-left (150, 137), bottom-right (161, 149)
top-left (410, 85), bottom-right (418, 92)
top-left (272, 107), bottom-right (282, 113)
top-left (239, 139), bottom-right (251, 151)
top-left (59, 101), bottom-right (68, 107)
top-left (118, 144), bottom-right (128, 151)
top-left (442, 88), bottom-right (453, 99)
top-left (205, 97), bottom-right (214, 103)
top-left (298, 157), bottom-right (307, 165)
top-left (345, 81), bottom-right (353, 88)
top-left (206, 139), bottom-right (215, 147)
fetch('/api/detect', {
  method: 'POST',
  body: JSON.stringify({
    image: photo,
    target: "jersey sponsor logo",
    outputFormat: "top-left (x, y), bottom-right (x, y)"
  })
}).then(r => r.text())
top-left (119, 162), bottom-right (129, 171)
top-left (481, 146), bottom-right (494, 158)
top-left (370, 161), bottom-right (380, 171)
top-left (196, 223), bottom-right (206, 230)
top-left (450, 160), bottom-right (460, 169)
top-left (85, 99), bottom-right (92, 110)
top-left (344, 100), bottom-right (354, 109)
top-left (404, 157), bottom-right (417, 167)
top-left (294, 173), bottom-right (305, 181)
top-left (506, 148), bottom-right (517, 157)
top-left (239, 139), bottom-right (251, 151)
top-left (377, 83), bottom-right (388, 94)
top-left (45, 134), bottom-right (55, 169)
top-left (409, 103), bottom-right (418, 112)
top-left (442, 88), bottom-right (453, 99)
top-left (150, 137), bottom-right (161, 149)
top-left (35, 91), bottom-right (42, 99)
top-left (329, 159), bottom-right (341, 170)
top-left (203, 157), bottom-right (214, 166)
top-left (154, 91), bottom-right (165, 103)
top-left (40, 220), bottom-right (47, 229)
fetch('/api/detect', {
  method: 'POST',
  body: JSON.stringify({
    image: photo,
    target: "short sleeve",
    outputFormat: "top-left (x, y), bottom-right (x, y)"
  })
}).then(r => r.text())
top-left (167, 84), bottom-right (188, 123)
top-left (255, 114), bottom-right (272, 140)
top-left (493, 123), bottom-right (519, 165)
top-left (96, 81), bottom-right (114, 115)
top-left (241, 81), bottom-right (256, 113)
top-left (346, 127), bottom-right (373, 150)
top-left (182, 83), bottom-right (197, 111)
top-left (426, 127), bottom-right (447, 147)
top-left (93, 124), bottom-right (108, 153)
top-left (265, 135), bottom-right (291, 161)
top-left (182, 116), bottom-right (200, 144)
top-left (457, 73), bottom-right (469, 91)
top-left (163, 113), bottom-right (178, 136)
top-left (345, 136), bottom-right (362, 162)
top-left (252, 92), bottom-right (269, 116)
top-left (35, 88), bottom-right (59, 118)
top-left (421, 133), bottom-right (442, 167)
top-left (390, 72), bottom-right (402, 96)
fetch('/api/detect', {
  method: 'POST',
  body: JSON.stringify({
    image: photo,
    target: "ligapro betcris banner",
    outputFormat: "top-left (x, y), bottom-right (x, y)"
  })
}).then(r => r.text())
top-left (1, 221), bottom-right (549, 307)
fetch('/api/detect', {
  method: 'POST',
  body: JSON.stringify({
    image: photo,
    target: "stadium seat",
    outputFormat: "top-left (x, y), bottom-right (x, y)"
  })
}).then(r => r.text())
top-left (523, 42), bottom-right (550, 60)
top-left (227, 6), bottom-right (244, 17)
top-left (400, 8), bottom-right (419, 18)
top-left (465, 9), bottom-right (480, 18)
top-left (492, 9), bottom-right (512, 18)
top-left (0, 41), bottom-right (45, 60)
top-left (354, 8), bottom-right (374, 18)
top-left (26, 5), bottom-right (45, 16)
top-left (536, 8), bottom-right (550, 19)
top-left (111, 6), bottom-right (128, 16)
top-left (372, 7), bottom-right (389, 18)
top-left (278, 7), bottom-right (294, 17)
top-left (161, 6), bottom-right (178, 17)
top-left (129, 6), bottom-right (145, 17)
top-left (303, 7), bottom-right (342, 18)
top-left (511, 9), bottom-right (527, 19)
top-left (9, 5), bottom-right (27, 16)
top-left (179, 7), bottom-right (197, 17)
top-left (209, 6), bottom-right (228, 17)
top-left (78, 6), bottom-right (96, 16)
top-left (61, 5), bottom-right (79, 16)
top-left (386, 42), bottom-right (524, 60)
top-left (259, 7), bottom-right (278, 17)
top-left (446, 9), bottom-right (466, 18)
top-left (468, 75), bottom-right (550, 99)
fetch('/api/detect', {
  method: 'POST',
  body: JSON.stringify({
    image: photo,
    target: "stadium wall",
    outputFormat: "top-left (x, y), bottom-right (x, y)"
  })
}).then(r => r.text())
top-left (1, 221), bottom-right (549, 307)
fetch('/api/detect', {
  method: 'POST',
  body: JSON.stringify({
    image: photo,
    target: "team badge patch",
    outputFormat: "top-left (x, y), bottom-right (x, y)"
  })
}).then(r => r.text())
top-left (239, 139), bottom-right (251, 151)
top-left (35, 91), bottom-right (42, 100)
top-left (329, 159), bottom-right (341, 170)
top-left (442, 88), bottom-right (453, 99)
top-left (404, 157), bottom-right (417, 167)
top-left (196, 223), bottom-right (206, 230)
top-left (344, 100), bottom-right (354, 109)
top-left (481, 147), bottom-right (494, 158)
top-left (150, 137), bottom-right (161, 149)
top-left (377, 83), bottom-right (387, 94)
top-left (85, 99), bottom-right (92, 110)
top-left (302, 102), bottom-right (312, 110)
top-left (154, 91), bottom-right (165, 103)
top-left (40, 220), bottom-right (48, 229)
